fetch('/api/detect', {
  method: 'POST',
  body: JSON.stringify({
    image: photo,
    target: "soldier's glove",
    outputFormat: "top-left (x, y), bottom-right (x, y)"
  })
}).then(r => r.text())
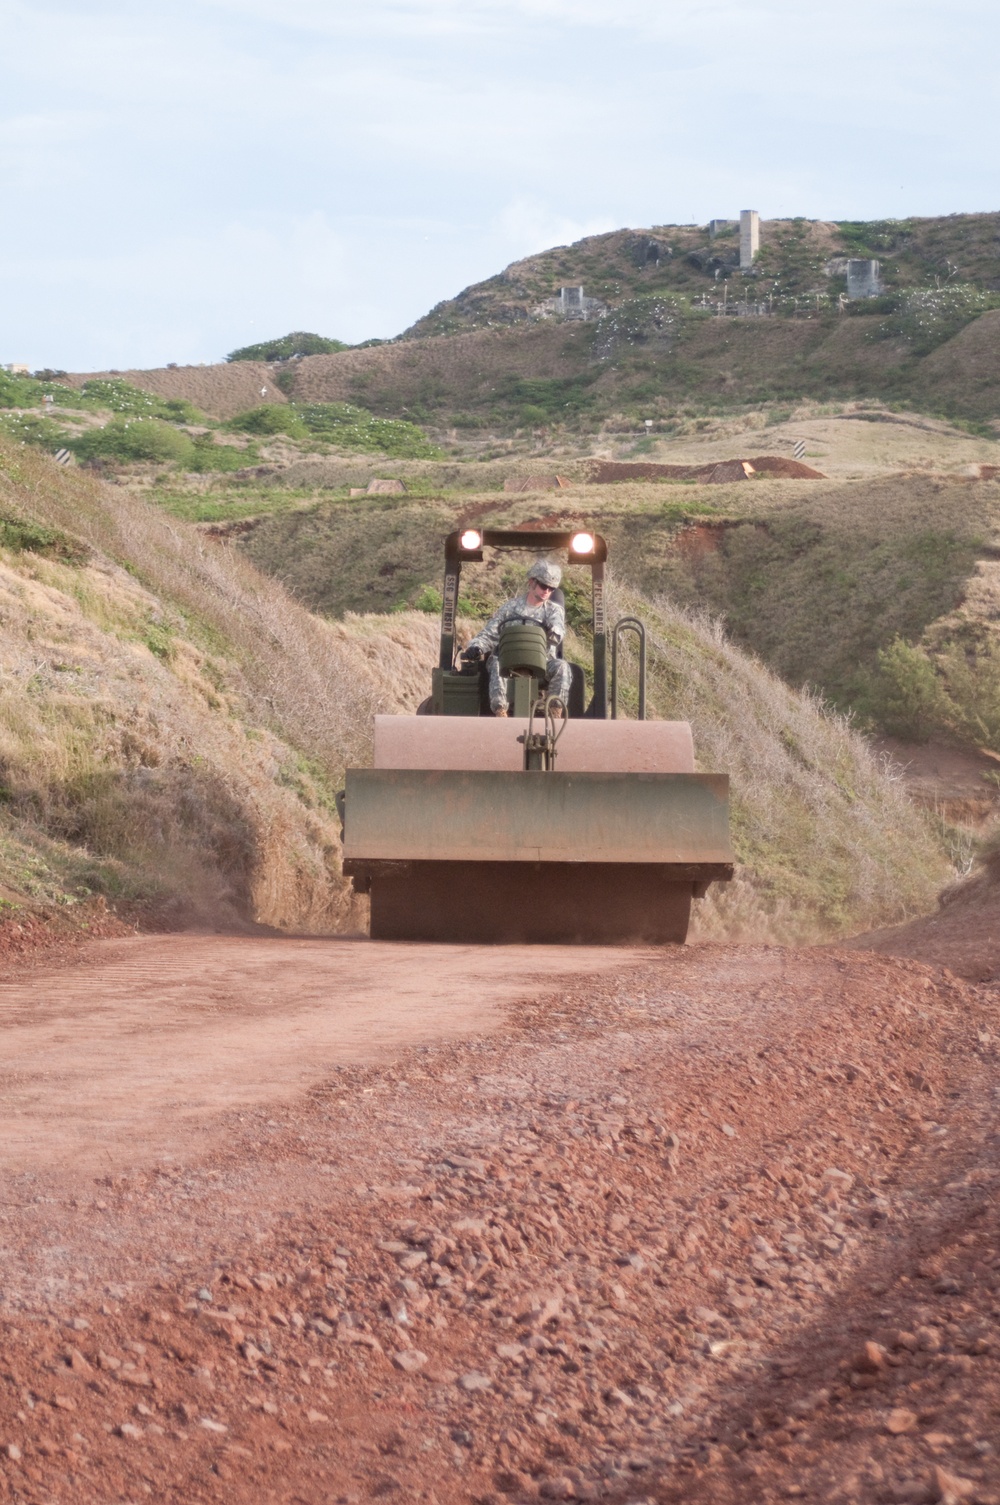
top-left (461, 645), bottom-right (483, 662)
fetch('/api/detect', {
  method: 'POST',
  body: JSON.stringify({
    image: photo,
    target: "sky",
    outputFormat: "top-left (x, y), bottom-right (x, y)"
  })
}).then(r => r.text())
top-left (2, 0), bottom-right (998, 372)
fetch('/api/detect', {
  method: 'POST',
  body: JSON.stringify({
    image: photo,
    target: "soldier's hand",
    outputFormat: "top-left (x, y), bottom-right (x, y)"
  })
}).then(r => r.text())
top-left (461, 644), bottom-right (483, 662)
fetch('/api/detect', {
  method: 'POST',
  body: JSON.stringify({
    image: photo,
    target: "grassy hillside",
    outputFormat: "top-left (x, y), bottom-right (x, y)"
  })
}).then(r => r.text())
top-left (283, 310), bottom-right (1000, 429)
top-left (234, 469), bottom-right (1000, 760)
top-left (615, 589), bottom-right (948, 942)
top-left (0, 443), bottom-right (953, 944)
top-left (75, 309), bottom-right (1000, 433)
top-left (0, 439), bottom-right (402, 932)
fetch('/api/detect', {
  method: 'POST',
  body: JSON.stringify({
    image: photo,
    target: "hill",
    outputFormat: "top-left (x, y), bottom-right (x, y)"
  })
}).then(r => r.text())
top-left (61, 214), bottom-right (1000, 429)
top-left (403, 213), bottom-right (1000, 337)
top-left (0, 439), bottom-right (407, 934)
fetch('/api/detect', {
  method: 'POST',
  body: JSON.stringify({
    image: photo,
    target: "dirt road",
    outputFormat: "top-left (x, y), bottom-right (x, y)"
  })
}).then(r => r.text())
top-left (0, 935), bottom-right (641, 1173)
top-left (1, 932), bottom-right (999, 1505)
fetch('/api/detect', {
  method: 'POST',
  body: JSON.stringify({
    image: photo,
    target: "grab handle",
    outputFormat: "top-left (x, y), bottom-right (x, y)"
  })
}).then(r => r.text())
top-left (610, 617), bottom-right (646, 720)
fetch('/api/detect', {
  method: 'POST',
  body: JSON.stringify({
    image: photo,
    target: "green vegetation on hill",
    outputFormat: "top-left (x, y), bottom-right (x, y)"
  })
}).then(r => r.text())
top-left (224, 401), bottom-right (442, 458)
top-left (0, 368), bottom-right (75, 410)
top-left (0, 413), bottom-right (73, 455)
top-left (226, 331), bottom-right (350, 362)
top-left (239, 497), bottom-right (456, 617)
top-left (76, 378), bottom-right (203, 424)
top-left (234, 474), bottom-right (1000, 766)
top-left (610, 478), bottom-right (989, 710)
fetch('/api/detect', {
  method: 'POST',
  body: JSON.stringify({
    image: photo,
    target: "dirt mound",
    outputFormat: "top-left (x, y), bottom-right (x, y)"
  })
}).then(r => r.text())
top-left (746, 454), bottom-right (826, 479)
top-left (852, 844), bottom-right (1000, 981)
top-left (61, 361), bottom-right (285, 420)
top-left (875, 737), bottom-right (1000, 826)
top-left (586, 456), bottom-right (824, 484)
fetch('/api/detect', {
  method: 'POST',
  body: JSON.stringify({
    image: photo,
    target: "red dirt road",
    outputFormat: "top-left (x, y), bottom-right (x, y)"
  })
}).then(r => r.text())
top-left (0, 935), bottom-right (639, 1174)
top-left (1, 933), bottom-right (999, 1505)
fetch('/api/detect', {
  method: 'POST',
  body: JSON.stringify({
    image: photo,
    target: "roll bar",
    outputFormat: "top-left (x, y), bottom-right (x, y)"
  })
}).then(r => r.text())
top-left (440, 529), bottom-right (609, 719)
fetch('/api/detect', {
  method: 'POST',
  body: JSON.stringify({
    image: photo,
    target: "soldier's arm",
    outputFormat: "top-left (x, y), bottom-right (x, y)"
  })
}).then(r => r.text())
top-left (467, 599), bottom-right (514, 655)
top-left (546, 600), bottom-right (566, 649)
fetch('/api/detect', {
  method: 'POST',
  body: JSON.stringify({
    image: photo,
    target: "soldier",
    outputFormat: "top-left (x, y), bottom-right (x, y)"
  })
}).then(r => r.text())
top-left (460, 559), bottom-right (573, 717)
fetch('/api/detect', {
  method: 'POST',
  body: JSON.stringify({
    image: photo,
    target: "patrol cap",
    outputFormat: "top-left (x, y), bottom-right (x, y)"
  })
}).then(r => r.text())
top-left (528, 559), bottom-right (562, 588)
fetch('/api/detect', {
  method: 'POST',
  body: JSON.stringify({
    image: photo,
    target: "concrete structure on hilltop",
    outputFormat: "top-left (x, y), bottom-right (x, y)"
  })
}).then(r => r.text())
top-left (558, 286), bottom-right (606, 321)
top-left (847, 259), bottom-right (883, 299)
top-left (709, 219), bottom-right (734, 238)
top-left (532, 286), bottom-right (608, 323)
top-left (740, 211), bottom-right (760, 270)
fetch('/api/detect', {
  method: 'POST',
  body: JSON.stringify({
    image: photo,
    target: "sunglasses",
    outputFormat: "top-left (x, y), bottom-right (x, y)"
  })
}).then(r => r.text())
top-left (531, 580), bottom-right (554, 592)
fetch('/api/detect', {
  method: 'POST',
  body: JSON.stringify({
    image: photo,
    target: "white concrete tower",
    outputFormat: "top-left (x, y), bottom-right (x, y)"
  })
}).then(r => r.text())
top-left (740, 210), bottom-right (760, 270)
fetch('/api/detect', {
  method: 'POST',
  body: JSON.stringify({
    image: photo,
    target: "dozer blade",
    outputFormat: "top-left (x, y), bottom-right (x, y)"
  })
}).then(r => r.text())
top-left (342, 770), bottom-right (733, 945)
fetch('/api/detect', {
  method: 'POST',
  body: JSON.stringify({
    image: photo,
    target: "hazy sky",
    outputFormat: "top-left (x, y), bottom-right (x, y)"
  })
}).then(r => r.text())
top-left (2, 0), bottom-right (997, 371)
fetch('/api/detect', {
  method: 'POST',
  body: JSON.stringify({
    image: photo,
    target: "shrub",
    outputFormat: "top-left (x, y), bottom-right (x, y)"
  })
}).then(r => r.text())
top-left (867, 636), bottom-right (953, 741)
top-left (0, 413), bottom-right (73, 453)
top-left (78, 378), bottom-right (201, 422)
top-left (862, 634), bottom-right (1000, 754)
top-left (836, 219), bottom-right (913, 255)
top-left (0, 369), bottom-right (79, 410)
top-left (72, 418), bottom-right (196, 465)
top-left (868, 285), bottom-right (1000, 354)
top-left (294, 403), bottom-right (441, 458)
top-left (489, 375), bottom-right (597, 425)
top-left (160, 397), bottom-right (440, 467)
top-left (225, 331), bottom-right (349, 362)
top-left (0, 509), bottom-right (88, 562)
top-left (187, 433), bottom-right (257, 473)
top-left (224, 406), bottom-right (306, 438)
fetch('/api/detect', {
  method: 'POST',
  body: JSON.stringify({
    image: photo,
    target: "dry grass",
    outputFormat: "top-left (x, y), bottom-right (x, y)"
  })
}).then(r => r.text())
top-left (0, 441), bottom-right (408, 931)
top-left (60, 362), bottom-right (285, 420)
top-left (606, 585), bottom-right (951, 942)
top-left (0, 443), bottom-right (384, 775)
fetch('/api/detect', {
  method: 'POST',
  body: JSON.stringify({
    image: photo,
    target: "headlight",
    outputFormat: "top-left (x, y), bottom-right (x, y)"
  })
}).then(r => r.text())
top-left (460, 529), bottom-right (482, 550)
top-left (571, 532), bottom-right (595, 554)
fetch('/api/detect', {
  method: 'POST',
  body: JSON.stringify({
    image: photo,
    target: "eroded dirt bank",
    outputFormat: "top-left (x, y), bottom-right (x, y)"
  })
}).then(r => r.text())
top-left (0, 939), bottom-right (998, 1505)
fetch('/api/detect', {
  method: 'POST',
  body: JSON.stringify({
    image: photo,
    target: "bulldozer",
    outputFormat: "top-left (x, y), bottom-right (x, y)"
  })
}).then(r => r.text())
top-left (340, 527), bottom-right (733, 943)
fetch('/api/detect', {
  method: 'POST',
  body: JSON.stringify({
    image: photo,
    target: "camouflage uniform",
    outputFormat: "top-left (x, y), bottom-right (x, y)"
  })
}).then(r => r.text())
top-left (467, 594), bottom-right (573, 715)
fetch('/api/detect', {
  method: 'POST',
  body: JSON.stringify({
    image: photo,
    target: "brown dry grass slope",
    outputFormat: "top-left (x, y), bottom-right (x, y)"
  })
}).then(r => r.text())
top-left (0, 440), bottom-right (408, 932)
top-left (59, 361), bottom-right (286, 420)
